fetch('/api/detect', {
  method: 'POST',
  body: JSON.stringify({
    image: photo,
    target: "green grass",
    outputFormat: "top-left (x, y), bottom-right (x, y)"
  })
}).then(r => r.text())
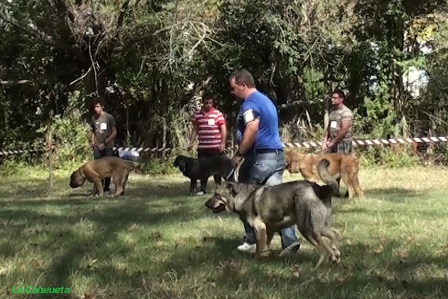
top-left (1, 166), bottom-right (448, 299)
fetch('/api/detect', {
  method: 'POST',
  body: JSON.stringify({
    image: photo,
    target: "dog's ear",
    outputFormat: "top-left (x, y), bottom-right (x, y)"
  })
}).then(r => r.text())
top-left (285, 157), bottom-right (290, 166)
top-left (226, 182), bottom-right (241, 195)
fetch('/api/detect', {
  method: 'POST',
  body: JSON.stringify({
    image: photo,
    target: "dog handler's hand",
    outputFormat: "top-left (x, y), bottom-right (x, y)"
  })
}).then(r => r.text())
top-left (232, 155), bottom-right (243, 168)
top-left (219, 143), bottom-right (226, 153)
top-left (97, 143), bottom-right (106, 151)
top-left (321, 141), bottom-right (327, 152)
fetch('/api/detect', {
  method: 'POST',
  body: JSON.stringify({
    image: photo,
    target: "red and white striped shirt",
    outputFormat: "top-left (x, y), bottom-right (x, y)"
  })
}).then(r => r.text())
top-left (192, 107), bottom-right (226, 149)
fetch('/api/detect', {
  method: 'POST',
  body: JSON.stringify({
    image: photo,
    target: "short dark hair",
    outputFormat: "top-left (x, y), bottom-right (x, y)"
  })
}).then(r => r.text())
top-left (230, 69), bottom-right (256, 88)
top-left (332, 89), bottom-right (346, 100)
top-left (92, 95), bottom-right (106, 108)
top-left (202, 93), bottom-right (215, 102)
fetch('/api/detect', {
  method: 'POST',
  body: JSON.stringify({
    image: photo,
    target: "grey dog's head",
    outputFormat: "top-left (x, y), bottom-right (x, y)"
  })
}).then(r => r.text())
top-left (204, 182), bottom-right (252, 213)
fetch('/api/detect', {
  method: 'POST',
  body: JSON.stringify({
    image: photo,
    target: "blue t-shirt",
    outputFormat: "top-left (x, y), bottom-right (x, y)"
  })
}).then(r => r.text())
top-left (238, 91), bottom-right (283, 151)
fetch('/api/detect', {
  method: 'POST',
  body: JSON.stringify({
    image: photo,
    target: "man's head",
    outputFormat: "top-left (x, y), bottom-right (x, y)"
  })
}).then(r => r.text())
top-left (229, 69), bottom-right (256, 100)
top-left (92, 96), bottom-right (106, 115)
top-left (201, 93), bottom-right (215, 113)
top-left (331, 89), bottom-right (345, 108)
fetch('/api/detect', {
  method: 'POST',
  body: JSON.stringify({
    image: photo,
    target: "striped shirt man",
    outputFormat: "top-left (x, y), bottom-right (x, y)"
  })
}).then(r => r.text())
top-left (188, 95), bottom-right (228, 195)
top-left (192, 107), bottom-right (226, 150)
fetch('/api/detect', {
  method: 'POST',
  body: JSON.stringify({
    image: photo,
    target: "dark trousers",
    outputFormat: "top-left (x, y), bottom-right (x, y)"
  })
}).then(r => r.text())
top-left (197, 148), bottom-right (223, 192)
top-left (94, 147), bottom-right (114, 190)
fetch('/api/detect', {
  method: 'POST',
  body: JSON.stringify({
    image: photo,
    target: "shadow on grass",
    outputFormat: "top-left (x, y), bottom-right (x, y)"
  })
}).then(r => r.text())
top-left (0, 178), bottom-right (52, 200)
top-left (156, 236), bottom-right (448, 298)
top-left (1, 173), bottom-right (447, 298)
top-left (0, 196), bottom-right (208, 299)
top-left (365, 187), bottom-right (420, 200)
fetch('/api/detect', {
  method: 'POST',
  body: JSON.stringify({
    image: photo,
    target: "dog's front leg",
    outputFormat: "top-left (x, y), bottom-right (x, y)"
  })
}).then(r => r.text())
top-left (189, 179), bottom-right (197, 196)
top-left (93, 179), bottom-right (104, 197)
top-left (253, 217), bottom-right (270, 258)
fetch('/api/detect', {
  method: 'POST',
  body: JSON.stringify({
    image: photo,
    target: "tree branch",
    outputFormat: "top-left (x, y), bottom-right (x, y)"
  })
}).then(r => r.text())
top-left (0, 79), bottom-right (33, 85)
top-left (105, 0), bottom-right (131, 60)
top-left (53, 0), bottom-right (75, 23)
top-left (0, 6), bottom-right (57, 48)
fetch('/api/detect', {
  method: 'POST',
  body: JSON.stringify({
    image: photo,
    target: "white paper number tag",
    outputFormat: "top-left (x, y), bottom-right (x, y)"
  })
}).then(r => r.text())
top-left (100, 122), bottom-right (108, 130)
top-left (243, 109), bottom-right (255, 124)
top-left (208, 119), bottom-right (215, 126)
top-left (330, 121), bottom-right (337, 129)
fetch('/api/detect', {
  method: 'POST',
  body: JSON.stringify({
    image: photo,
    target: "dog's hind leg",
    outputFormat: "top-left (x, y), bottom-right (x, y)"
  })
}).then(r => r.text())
top-left (120, 173), bottom-right (130, 196)
top-left (341, 173), bottom-right (355, 199)
top-left (112, 176), bottom-right (124, 197)
top-left (352, 174), bottom-right (364, 198)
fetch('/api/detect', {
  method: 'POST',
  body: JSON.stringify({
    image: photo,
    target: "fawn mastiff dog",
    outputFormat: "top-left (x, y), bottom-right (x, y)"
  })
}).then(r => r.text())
top-left (69, 156), bottom-right (143, 197)
top-left (285, 150), bottom-right (364, 198)
top-left (205, 159), bottom-right (342, 269)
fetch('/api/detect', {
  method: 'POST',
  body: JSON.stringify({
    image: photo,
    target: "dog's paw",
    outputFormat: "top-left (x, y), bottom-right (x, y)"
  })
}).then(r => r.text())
top-left (256, 249), bottom-right (271, 260)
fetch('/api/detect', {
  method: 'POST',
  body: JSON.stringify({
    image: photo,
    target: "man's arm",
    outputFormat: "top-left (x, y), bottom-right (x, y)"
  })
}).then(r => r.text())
top-left (104, 126), bottom-right (117, 145)
top-left (219, 124), bottom-right (227, 150)
top-left (217, 112), bottom-right (227, 152)
top-left (330, 119), bottom-right (351, 144)
top-left (90, 119), bottom-right (96, 147)
top-left (322, 124), bottom-right (329, 151)
top-left (237, 118), bottom-right (259, 155)
top-left (104, 115), bottom-right (117, 145)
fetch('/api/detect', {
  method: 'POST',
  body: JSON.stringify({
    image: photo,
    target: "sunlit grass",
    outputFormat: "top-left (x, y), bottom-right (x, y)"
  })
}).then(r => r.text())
top-left (0, 166), bottom-right (448, 298)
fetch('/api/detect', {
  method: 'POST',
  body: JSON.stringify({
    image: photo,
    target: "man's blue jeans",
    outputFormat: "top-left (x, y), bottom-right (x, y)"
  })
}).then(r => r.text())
top-left (238, 150), bottom-right (298, 249)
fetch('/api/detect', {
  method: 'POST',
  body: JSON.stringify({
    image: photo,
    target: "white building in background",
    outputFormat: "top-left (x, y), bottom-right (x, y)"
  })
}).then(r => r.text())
top-left (367, 40), bottom-right (432, 97)
top-left (402, 66), bottom-right (429, 98)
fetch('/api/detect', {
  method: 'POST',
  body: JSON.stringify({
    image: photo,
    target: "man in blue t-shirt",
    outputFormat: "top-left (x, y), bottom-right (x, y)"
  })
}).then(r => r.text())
top-left (229, 69), bottom-right (300, 256)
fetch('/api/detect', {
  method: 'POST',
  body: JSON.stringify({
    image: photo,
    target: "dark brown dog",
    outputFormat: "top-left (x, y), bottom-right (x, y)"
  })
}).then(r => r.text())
top-left (69, 156), bottom-right (143, 197)
top-left (173, 154), bottom-right (235, 196)
top-left (285, 150), bottom-right (364, 198)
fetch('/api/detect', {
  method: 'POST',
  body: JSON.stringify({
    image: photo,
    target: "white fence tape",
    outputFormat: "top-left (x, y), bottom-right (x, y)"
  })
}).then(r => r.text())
top-left (1, 136), bottom-right (446, 156)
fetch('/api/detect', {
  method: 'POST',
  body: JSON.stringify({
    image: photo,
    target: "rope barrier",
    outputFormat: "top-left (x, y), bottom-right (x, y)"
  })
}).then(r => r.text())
top-left (1, 136), bottom-right (446, 156)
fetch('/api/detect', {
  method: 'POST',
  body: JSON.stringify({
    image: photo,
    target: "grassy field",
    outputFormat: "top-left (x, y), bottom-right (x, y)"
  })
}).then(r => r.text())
top-left (1, 165), bottom-right (448, 299)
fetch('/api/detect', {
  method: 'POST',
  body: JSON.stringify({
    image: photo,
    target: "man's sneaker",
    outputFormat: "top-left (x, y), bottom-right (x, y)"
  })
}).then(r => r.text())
top-left (104, 187), bottom-right (111, 192)
top-left (237, 242), bottom-right (256, 253)
top-left (279, 241), bottom-right (301, 257)
top-left (195, 190), bottom-right (206, 196)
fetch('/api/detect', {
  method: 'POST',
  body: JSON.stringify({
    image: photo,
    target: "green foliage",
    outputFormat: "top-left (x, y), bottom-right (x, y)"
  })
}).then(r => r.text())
top-left (0, 158), bottom-right (46, 176)
top-left (141, 159), bottom-right (178, 175)
top-left (358, 146), bottom-right (420, 168)
top-left (1, 0), bottom-right (448, 171)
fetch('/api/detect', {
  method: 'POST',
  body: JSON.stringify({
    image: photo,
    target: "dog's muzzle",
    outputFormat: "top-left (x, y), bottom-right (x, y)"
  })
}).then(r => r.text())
top-left (205, 195), bottom-right (226, 213)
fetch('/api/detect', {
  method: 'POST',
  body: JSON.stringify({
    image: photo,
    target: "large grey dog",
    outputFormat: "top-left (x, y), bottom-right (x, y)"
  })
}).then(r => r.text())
top-left (204, 159), bottom-right (342, 269)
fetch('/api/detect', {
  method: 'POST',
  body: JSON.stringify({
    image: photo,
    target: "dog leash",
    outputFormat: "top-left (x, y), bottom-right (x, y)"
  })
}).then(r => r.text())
top-left (225, 168), bottom-right (236, 181)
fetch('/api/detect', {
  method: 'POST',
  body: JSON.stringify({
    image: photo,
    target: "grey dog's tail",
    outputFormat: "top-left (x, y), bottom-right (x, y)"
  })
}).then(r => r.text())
top-left (317, 158), bottom-right (338, 197)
